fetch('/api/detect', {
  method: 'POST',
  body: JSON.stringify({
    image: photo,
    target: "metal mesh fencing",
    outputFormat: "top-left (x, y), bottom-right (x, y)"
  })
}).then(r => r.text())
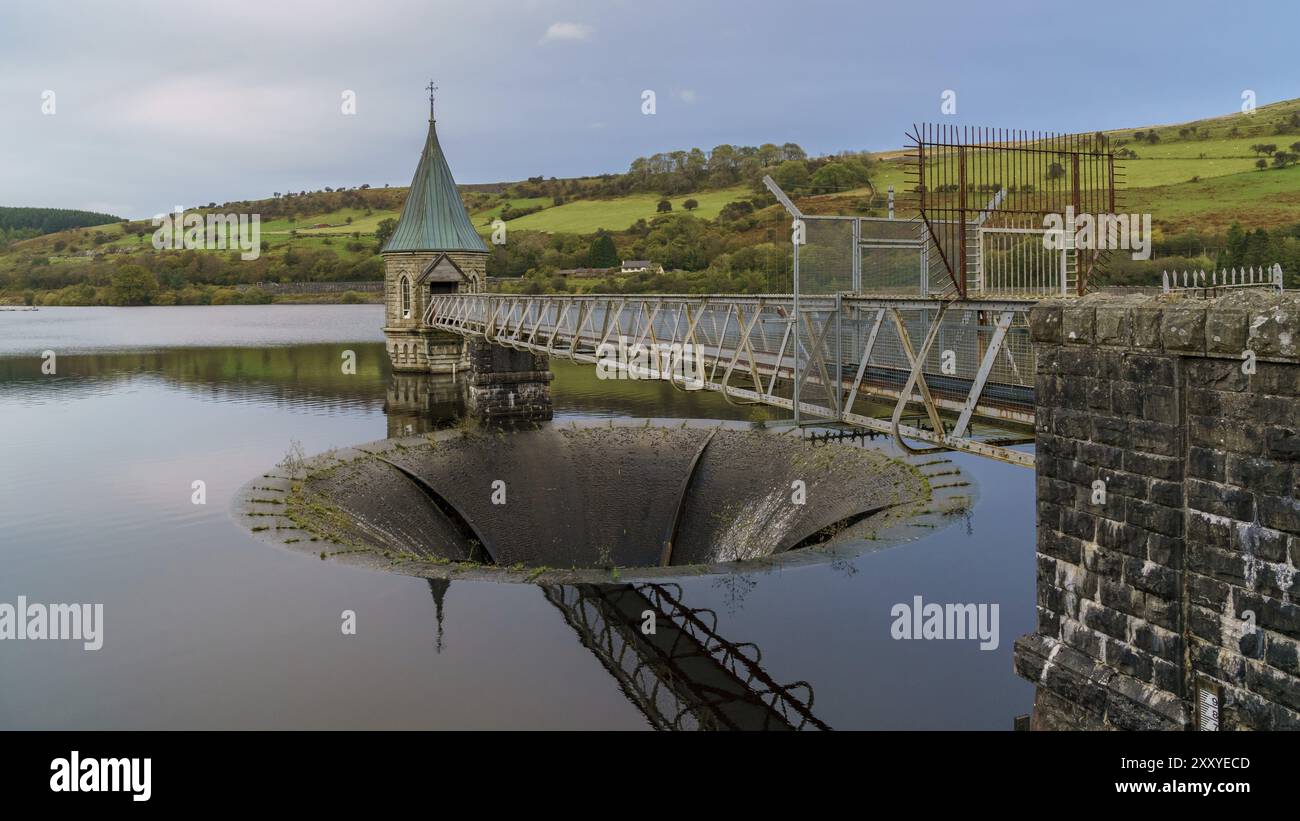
top-left (840, 303), bottom-right (1035, 420)
top-left (798, 217), bottom-right (854, 294)
top-left (795, 215), bottom-right (932, 297)
top-left (859, 217), bottom-right (925, 295)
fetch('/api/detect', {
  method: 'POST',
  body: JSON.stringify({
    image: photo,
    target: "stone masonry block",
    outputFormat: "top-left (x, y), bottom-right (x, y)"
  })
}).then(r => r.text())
top-left (1205, 309), bottom-right (1247, 356)
top-left (1094, 304), bottom-right (1131, 347)
top-left (1062, 305), bottom-right (1096, 345)
top-left (1030, 304), bottom-right (1062, 344)
top-left (1161, 306), bottom-right (1206, 354)
top-left (1132, 305), bottom-right (1164, 350)
top-left (1247, 301), bottom-right (1300, 359)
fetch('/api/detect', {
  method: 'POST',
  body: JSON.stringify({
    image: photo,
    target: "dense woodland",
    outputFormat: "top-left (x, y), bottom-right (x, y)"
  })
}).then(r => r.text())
top-left (0, 206), bottom-right (122, 246)
top-left (1101, 222), bottom-right (1300, 287)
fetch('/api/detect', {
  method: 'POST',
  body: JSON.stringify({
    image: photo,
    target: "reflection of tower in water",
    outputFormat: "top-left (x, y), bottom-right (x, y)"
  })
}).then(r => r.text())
top-left (427, 579), bottom-right (450, 653)
top-left (385, 372), bottom-right (465, 437)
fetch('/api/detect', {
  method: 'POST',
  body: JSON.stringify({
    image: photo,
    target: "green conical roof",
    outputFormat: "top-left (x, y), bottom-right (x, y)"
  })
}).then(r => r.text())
top-left (383, 118), bottom-right (487, 254)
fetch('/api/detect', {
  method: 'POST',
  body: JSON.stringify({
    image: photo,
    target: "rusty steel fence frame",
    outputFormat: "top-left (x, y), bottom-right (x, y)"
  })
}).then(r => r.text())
top-left (906, 124), bottom-right (1119, 298)
top-left (425, 291), bottom-right (1037, 466)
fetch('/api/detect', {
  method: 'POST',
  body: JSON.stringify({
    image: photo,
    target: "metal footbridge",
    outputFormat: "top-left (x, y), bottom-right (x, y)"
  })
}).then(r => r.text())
top-left (426, 290), bottom-right (1039, 466)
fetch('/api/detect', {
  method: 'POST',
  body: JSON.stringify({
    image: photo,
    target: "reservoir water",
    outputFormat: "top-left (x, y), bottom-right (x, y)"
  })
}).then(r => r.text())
top-left (0, 305), bottom-right (1034, 729)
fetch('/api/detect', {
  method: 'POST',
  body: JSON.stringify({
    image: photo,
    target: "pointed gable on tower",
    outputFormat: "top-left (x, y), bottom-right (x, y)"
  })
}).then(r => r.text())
top-left (416, 252), bottom-right (468, 285)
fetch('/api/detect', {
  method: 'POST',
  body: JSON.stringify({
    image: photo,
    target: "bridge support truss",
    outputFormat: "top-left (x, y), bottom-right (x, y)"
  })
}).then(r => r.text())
top-left (425, 293), bottom-right (1036, 466)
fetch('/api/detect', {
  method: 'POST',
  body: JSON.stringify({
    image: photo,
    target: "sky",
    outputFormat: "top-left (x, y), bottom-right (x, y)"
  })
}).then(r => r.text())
top-left (2, 0), bottom-right (1298, 219)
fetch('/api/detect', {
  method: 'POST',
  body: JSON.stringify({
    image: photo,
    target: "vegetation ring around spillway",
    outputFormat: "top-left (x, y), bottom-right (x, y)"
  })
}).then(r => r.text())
top-left (232, 418), bottom-right (977, 584)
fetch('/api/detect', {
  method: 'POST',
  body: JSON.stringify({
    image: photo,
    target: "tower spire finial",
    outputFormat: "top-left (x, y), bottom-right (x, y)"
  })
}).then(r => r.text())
top-left (426, 79), bottom-right (438, 123)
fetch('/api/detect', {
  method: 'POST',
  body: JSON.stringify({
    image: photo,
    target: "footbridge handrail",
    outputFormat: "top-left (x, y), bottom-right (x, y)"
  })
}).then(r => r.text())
top-left (425, 292), bottom-right (1038, 467)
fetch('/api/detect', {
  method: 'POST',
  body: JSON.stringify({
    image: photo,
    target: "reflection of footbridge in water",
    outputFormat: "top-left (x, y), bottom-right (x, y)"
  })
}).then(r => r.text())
top-left (543, 583), bottom-right (830, 731)
top-left (426, 579), bottom-right (830, 730)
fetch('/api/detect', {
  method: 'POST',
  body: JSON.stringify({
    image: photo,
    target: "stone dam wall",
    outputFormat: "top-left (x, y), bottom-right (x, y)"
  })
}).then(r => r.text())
top-left (1015, 289), bottom-right (1300, 730)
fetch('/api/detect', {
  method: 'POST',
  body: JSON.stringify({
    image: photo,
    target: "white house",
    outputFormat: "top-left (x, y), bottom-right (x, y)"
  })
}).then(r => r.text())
top-left (620, 260), bottom-right (664, 275)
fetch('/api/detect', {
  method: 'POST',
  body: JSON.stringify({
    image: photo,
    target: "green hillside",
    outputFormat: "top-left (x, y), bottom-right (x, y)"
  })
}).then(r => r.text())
top-left (5, 97), bottom-right (1300, 305)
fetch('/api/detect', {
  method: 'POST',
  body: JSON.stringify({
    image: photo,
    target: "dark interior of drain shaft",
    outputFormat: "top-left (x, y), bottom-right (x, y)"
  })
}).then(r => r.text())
top-left (294, 426), bottom-right (929, 569)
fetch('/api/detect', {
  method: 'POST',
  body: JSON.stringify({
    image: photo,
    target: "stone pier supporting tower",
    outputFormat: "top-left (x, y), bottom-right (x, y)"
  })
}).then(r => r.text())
top-left (463, 339), bottom-right (554, 423)
top-left (1015, 290), bottom-right (1300, 730)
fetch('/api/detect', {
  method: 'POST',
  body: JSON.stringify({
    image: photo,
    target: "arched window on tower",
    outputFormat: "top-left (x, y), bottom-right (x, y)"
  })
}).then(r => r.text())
top-left (400, 275), bottom-right (412, 319)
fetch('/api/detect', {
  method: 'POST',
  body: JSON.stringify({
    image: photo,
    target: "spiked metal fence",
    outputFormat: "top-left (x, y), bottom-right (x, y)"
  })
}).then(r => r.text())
top-left (1162, 264), bottom-right (1283, 295)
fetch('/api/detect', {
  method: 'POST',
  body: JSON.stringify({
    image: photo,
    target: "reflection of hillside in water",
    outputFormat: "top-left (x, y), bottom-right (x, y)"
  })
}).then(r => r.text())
top-left (0, 343), bottom-right (391, 414)
top-left (3, 346), bottom-right (750, 422)
top-left (0, 340), bottom-right (837, 427)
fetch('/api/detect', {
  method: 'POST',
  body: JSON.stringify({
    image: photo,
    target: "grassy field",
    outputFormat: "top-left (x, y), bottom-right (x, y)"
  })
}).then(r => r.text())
top-left (1123, 163), bottom-right (1300, 233)
top-left (868, 136), bottom-right (1283, 193)
top-left (268, 208), bottom-right (393, 235)
top-left (854, 98), bottom-right (1300, 223)
top-left (63, 187), bottom-right (756, 257)
top-left (1105, 98), bottom-right (1300, 141)
top-left (470, 196), bottom-right (552, 225)
top-left (242, 188), bottom-right (751, 241)
top-left (488, 187), bottom-right (751, 234)
top-left (258, 187), bottom-right (753, 244)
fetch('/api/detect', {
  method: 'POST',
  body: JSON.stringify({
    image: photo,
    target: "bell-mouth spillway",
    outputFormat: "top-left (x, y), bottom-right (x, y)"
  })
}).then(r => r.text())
top-left (233, 419), bottom-right (975, 583)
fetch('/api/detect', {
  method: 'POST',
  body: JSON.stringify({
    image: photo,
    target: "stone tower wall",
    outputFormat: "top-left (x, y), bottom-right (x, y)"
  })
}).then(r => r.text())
top-left (382, 250), bottom-right (486, 373)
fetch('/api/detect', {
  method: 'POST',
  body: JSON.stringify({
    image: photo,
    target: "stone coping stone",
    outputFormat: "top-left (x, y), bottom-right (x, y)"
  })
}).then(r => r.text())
top-left (1030, 290), bottom-right (1300, 362)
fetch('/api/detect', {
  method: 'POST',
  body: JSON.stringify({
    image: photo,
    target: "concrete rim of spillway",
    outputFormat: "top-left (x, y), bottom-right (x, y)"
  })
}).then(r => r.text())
top-left (232, 418), bottom-right (978, 585)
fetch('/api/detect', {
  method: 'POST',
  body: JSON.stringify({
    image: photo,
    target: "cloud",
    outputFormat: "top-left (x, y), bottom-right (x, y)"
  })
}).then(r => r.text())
top-left (1, 0), bottom-right (1276, 219)
top-left (542, 22), bottom-right (594, 42)
top-left (109, 76), bottom-right (307, 145)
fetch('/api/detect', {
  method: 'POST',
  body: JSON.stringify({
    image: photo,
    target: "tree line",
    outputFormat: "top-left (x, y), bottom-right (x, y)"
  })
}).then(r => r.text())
top-left (502, 143), bottom-right (877, 202)
top-left (0, 206), bottom-right (122, 236)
